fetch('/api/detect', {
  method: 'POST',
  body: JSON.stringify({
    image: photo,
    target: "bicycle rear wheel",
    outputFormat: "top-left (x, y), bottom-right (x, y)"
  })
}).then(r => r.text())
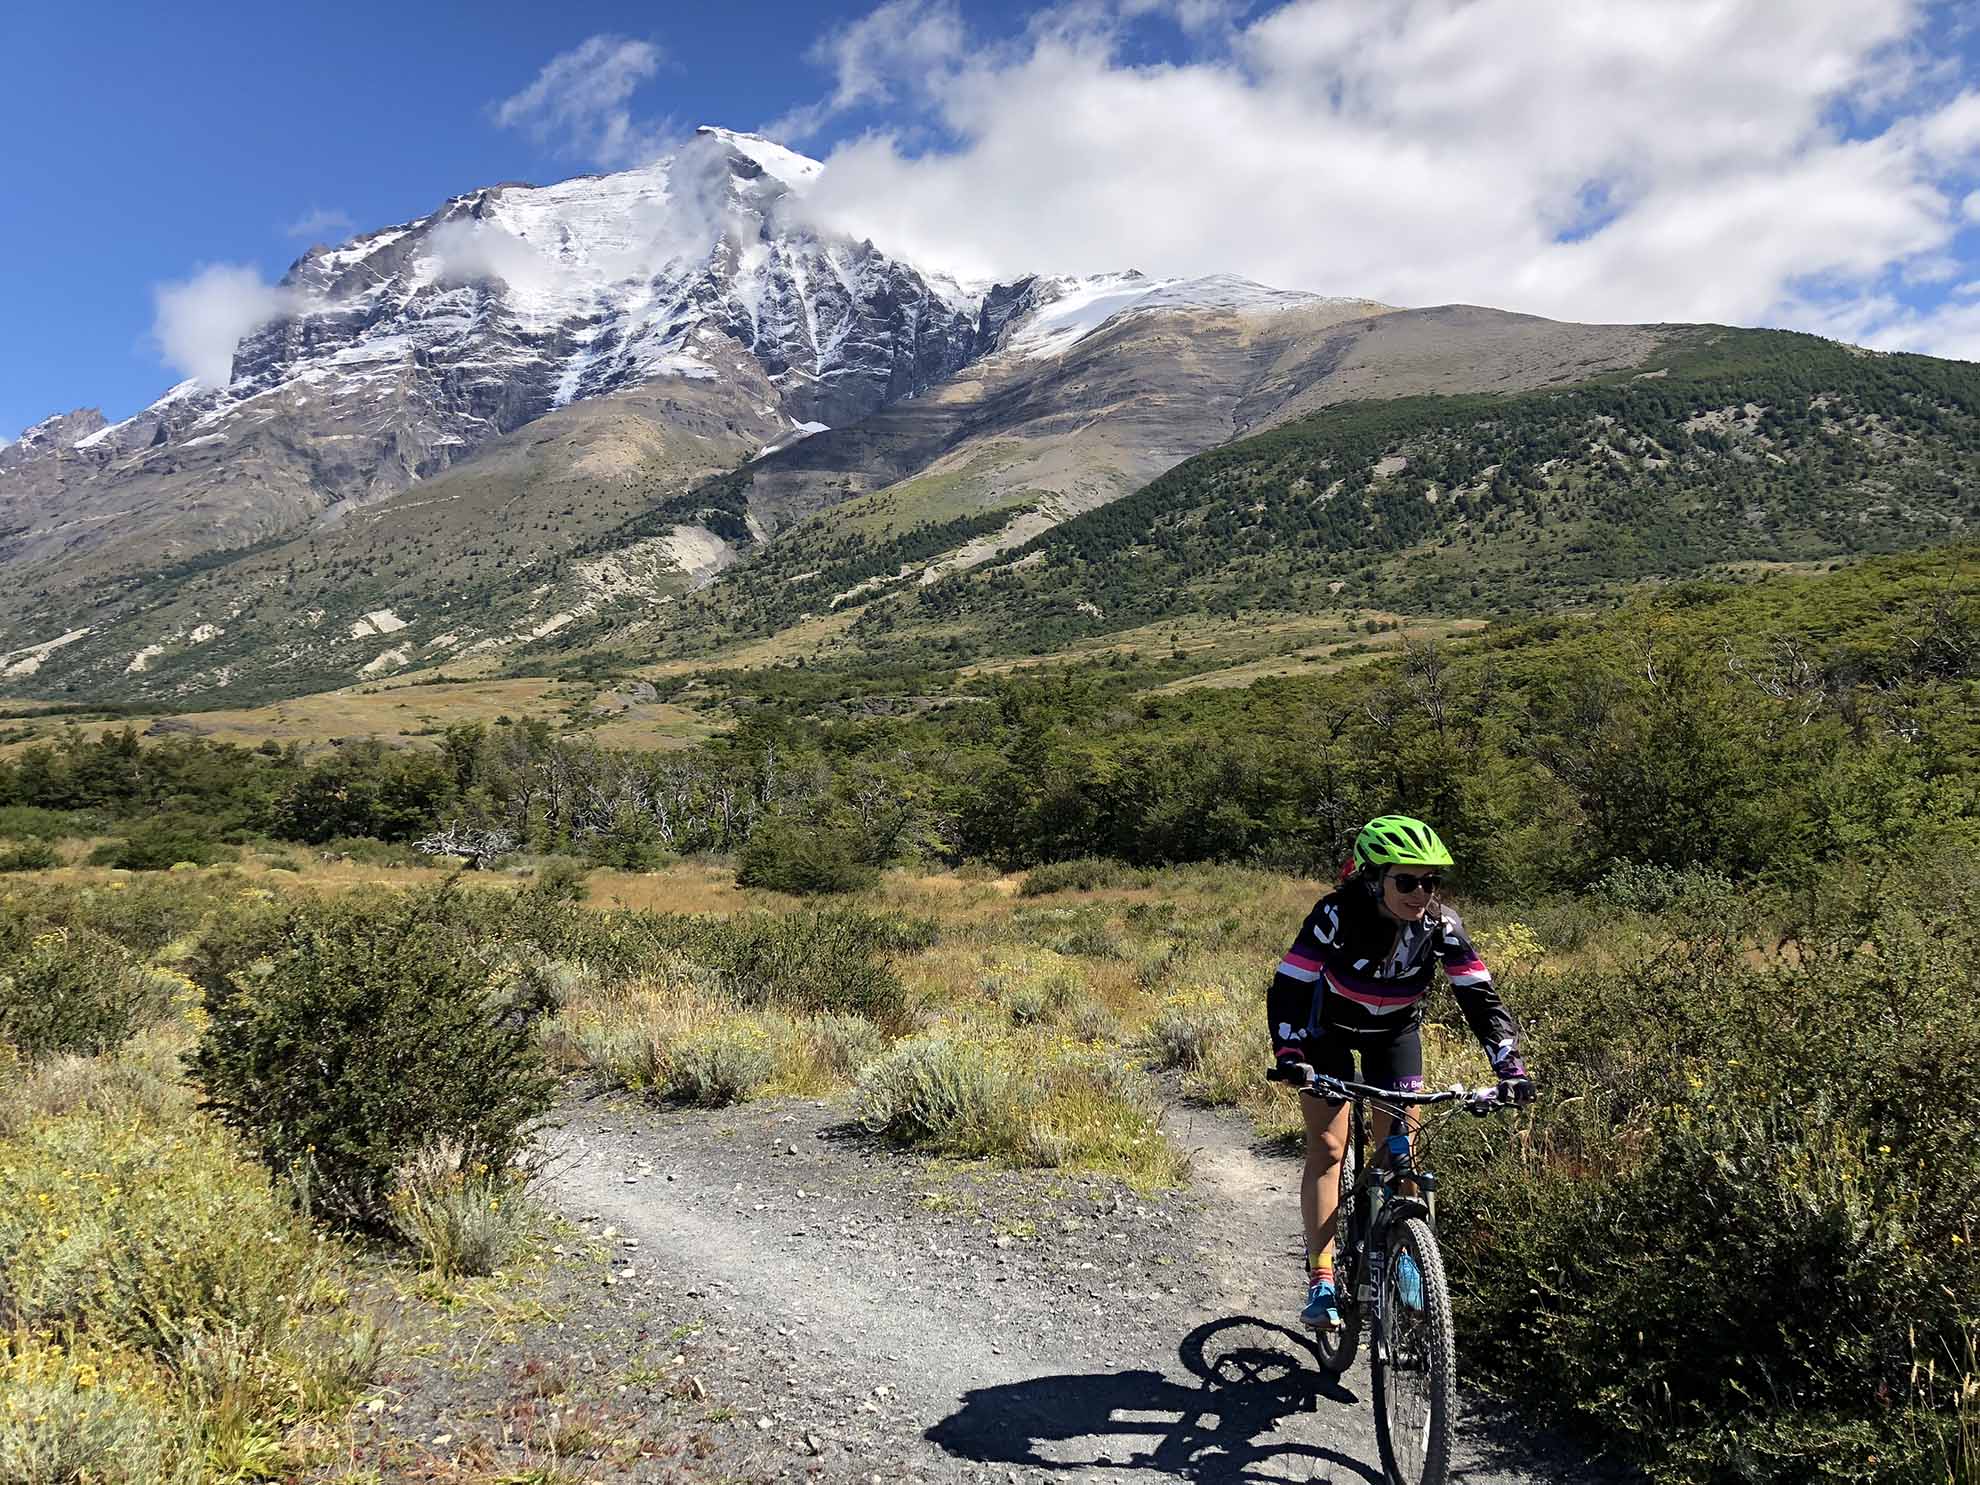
top-left (1313, 1102), bottom-right (1361, 1372)
top-left (1372, 1216), bottom-right (1455, 1485)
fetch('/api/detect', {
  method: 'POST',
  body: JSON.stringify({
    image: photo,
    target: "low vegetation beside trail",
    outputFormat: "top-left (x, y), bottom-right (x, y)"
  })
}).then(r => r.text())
top-left (4, 852), bottom-right (1975, 1481)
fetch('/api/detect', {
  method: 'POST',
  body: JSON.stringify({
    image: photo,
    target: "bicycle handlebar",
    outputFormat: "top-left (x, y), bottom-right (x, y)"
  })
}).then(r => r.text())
top-left (1265, 1062), bottom-right (1508, 1114)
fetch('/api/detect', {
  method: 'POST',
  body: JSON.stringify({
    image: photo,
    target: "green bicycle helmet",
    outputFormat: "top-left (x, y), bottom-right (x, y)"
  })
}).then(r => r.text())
top-left (1353, 815), bottom-right (1454, 869)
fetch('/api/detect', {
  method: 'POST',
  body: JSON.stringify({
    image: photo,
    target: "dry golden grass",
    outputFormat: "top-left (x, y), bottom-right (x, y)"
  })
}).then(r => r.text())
top-left (577, 862), bottom-right (752, 915)
top-left (0, 678), bottom-right (585, 756)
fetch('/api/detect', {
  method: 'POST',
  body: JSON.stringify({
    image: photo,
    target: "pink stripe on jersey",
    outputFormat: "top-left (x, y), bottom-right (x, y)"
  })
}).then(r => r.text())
top-left (1323, 970), bottom-right (1423, 1009)
top-left (1283, 950), bottom-right (1323, 972)
top-left (1444, 959), bottom-right (1488, 978)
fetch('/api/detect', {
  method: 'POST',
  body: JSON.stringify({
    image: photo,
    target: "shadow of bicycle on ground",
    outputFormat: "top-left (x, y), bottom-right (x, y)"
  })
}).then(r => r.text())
top-left (925, 1316), bottom-right (1383, 1483)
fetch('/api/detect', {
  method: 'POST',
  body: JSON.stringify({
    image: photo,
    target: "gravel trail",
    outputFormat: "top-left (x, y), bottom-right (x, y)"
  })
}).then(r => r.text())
top-left (541, 1090), bottom-right (1628, 1483)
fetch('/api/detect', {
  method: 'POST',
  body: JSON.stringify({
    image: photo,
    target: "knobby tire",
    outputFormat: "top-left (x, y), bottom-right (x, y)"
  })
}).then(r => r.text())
top-left (1372, 1215), bottom-right (1456, 1485)
top-left (1314, 1101), bottom-right (1361, 1373)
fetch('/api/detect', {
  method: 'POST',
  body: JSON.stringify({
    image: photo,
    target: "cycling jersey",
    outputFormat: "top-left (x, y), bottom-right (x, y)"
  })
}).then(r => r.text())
top-left (1266, 883), bottom-right (1519, 1067)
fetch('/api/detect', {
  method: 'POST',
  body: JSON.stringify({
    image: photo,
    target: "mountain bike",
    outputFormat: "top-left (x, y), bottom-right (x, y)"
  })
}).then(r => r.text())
top-left (1266, 1064), bottom-right (1511, 1485)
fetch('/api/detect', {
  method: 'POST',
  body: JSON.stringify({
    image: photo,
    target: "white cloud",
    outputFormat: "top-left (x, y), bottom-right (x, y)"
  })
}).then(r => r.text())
top-left (1963, 188), bottom-right (1980, 222)
top-left (493, 35), bottom-right (670, 167)
top-left (768, 0), bottom-right (966, 140)
top-left (426, 220), bottom-right (560, 296)
top-left (1802, 292), bottom-right (1980, 363)
top-left (151, 264), bottom-right (297, 387)
top-left (285, 206), bottom-right (355, 241)
top-left (789, 0), bottom-right (1975, 341)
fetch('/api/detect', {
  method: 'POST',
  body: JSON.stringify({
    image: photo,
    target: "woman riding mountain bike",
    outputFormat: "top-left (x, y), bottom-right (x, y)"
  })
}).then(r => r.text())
top-left (1268, 815), bottom-right (1537, 1331)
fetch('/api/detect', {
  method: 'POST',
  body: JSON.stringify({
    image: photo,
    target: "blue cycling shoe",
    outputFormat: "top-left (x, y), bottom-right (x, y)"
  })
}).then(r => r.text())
top-left (1301, 1278), bottom-right (1342, 1330)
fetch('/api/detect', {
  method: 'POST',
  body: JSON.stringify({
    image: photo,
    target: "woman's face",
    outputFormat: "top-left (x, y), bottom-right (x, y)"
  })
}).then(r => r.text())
top-left (1379, 866), bottom-right (1442, 923)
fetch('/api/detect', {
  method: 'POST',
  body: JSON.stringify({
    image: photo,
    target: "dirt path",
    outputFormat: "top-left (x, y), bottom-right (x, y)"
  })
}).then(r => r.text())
top-left (540, 1090), bottom-right (1628, 1483)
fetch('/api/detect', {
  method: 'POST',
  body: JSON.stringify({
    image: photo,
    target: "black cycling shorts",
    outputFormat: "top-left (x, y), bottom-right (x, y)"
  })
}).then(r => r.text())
top-left (1304, 1025), bottom-right (1424, 1097)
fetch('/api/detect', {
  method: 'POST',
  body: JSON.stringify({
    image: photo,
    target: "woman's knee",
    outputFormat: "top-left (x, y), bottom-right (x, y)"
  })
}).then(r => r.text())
top-left (1304, 1123), bottom-right (1346, 1170)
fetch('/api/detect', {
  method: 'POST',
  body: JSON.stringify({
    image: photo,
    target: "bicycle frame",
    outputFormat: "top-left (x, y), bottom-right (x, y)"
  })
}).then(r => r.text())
top-left (1265, 1066), bottom-right (1501, 1305)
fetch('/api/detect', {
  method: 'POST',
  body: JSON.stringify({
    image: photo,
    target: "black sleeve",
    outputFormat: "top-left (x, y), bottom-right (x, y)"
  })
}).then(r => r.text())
top-left (1265, 895), bottom-right (1334, 1054)
top-left (1436, 909), bottom-right (1519, 1061)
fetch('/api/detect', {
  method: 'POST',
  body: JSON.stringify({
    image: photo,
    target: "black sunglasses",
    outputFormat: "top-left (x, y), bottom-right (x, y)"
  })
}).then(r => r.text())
top-left (1387, 872), bottom-right (1443, 895)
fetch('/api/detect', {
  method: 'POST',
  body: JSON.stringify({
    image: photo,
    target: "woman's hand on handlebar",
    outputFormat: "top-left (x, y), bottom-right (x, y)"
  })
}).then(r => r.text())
top-left (1269, 1048), bottom-right (1317, 1087)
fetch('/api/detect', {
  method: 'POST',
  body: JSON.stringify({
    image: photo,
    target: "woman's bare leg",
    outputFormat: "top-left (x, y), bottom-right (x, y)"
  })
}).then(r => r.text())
top-left (1301, 1091), bottom-right (1352, 1260)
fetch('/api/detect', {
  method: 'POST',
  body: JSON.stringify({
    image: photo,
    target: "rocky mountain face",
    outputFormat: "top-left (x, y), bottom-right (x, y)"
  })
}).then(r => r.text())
top-left (0, 128), bottom-right (999, 615)
top-left (0, 408), bottom-right (108, 469)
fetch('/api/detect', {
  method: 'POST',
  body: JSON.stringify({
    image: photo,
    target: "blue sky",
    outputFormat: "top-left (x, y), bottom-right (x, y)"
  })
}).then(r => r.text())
top-left (5, 1), bottom-right (1979, 439)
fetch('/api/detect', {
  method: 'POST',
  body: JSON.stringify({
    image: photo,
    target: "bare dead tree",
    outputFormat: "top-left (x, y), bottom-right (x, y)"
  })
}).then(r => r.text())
top-left (1723, 638), bottom-right (1827, 728)
top-left (1396, 634), bottom-right (1452, 736)
top-left (414, 825), bottom-right (519, 869)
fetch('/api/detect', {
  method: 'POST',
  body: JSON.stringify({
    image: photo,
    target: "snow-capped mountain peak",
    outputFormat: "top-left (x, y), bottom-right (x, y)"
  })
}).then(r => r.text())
top-left (25, 129), bottom-right (1001, 522)
top-left (1007, 271), bottom-right (1357, 359)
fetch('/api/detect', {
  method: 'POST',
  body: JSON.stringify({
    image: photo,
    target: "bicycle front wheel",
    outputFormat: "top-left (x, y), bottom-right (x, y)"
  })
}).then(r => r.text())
top-left (1371, 1216), bottom-right (1456, 1485)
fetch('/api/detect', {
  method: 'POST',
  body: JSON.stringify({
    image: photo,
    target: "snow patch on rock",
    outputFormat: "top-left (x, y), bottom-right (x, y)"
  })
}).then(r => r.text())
top-left (1011, 273), bottom-right (1342, 360)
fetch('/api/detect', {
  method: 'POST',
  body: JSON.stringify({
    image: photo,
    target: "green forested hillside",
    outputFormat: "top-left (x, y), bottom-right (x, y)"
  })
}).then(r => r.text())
top-left (809, 328), bottom-right (1980, 655)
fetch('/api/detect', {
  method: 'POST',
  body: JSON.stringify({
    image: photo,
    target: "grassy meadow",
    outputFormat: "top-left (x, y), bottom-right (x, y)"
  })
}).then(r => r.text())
top-left (2, 843), bottom-right (1976, 1482)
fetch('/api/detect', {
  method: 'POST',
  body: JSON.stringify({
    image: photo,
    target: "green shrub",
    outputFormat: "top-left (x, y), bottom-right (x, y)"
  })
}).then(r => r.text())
top-left (0, 1028), bottom-right (188, 1137)
top-left (389, 1144), bottom-right (536, 1278)
top-left (688, 908), bottom-right (912, 1027)
top-left (665, 1024), bottom-right (776, 1107)
top-left (525, 856), bottom-right (592, 903)
top-left (1589, 860), bottom-right (1736, 912)
top-left (736, 817), bottom-right (879, 895)
top-left (189, 887), bottom-right (557, 1227)
top-left (0, 1109), bottom-right (338, 1359)
top-left (1438, 854), bottom-right (1980, 1482)
top-left (1014, 905), bottom-right (1125, 959)
top-left (86, 814), bottom-right (237, 871)
top-left (0, 929), bottom-right (172, 1061)
top-left (978, 951), bottom-right (1082, 1026)
top-left (0, 1334), bottom-right (187, 1485)
top-left (854, 1036), bottom-right (1183, 1186)
top-left (0, 839), bottom-right (59, 872)
top-left (811, 1014), bottom-right (888, 1079)
top-left (54, 877), bottom-right (227, 957)
top-left (1063, 993), bottom-right (1122, 1044)
top-left (855, 1037), bottom-right (1011, 1151)
top-left (0, 805), bottom-right (99, 841)
top-left (584, 822), bottom-right (669, 872)
top-left (1141, 992), bottom-right (1225, 1072)
top-left (1018, 858), bottom-right (1142, 896)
